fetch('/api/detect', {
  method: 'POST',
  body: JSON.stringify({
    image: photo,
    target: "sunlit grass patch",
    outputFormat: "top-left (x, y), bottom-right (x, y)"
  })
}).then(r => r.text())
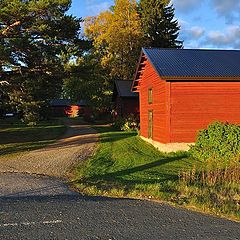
top-left (73, 125), bottom-right (240, 221)
top-left (0, 120), bottom-right (66, 157)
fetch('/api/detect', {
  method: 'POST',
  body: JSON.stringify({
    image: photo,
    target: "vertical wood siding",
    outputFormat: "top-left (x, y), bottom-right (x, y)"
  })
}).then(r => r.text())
top-left (140, 61), bottom-right (169, 143)
top-left (170, 81), bottom-right (240, 142)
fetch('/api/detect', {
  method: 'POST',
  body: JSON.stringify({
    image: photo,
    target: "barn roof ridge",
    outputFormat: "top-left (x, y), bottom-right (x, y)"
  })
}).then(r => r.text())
top-left (142, 47), bottom-right (240, 52)
top-left (142, 48), bottom-right (240, 79)
top-left (132, 48), bottom-right (240, 91)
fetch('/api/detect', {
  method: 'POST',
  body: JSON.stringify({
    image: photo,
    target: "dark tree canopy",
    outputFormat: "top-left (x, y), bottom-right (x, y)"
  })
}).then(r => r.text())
top-left (0, 0), bottom-right (86, 123)
top-left (63, 52), bottom-right (112, 113)
top-left (139, 0), bottom-right (183, 48)
top-left (0, 0), bottom-right (82, 73)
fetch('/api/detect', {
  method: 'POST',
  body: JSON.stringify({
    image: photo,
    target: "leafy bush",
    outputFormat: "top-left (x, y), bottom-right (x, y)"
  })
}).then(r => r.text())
top-left (21, 101), bottom-right (41, 126)
top-left (178, 122), bottom-right (240, 219)
top-left (112, 114), bottom-right (139, 131)
top-left (190, 121), bottom-right (240, 161)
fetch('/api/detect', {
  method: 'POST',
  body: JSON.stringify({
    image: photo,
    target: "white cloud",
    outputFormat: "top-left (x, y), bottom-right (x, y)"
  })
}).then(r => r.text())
top-left (172, 0), bottom-right (200, 13)
top-left (181, 25), bottom-right (205, 40)
top-left (181, 27), bottom-right (205, 48)
top-left (212, 0), bottom-right (240, 23)
top-left (205, 25), bottom-right (240, 48)
top-left (174, 0), bottom-right (240, 21)
top-left (189, 26), bottom-right (205, 38)
top-left (179, 21), bottom-right (205, 48)
top-left (184, 41), bottom-right (201, 49)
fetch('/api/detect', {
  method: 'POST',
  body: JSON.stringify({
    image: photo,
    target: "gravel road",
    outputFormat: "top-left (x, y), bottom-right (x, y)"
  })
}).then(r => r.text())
top-left (0, 123), bottom-right (98, 177)
top-left (0, 123), bottom-right (239, 239)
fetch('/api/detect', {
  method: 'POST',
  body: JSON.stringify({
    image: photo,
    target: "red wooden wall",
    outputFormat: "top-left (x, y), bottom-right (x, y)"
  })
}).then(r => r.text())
top-left (170, 81), bottom-right (240, 142)
top-left (138, 59), bottom-right (240, 144)
top-left (115, 96), bottom-right (139, 117)
top-left (139, 60), bottom-right (169, 143)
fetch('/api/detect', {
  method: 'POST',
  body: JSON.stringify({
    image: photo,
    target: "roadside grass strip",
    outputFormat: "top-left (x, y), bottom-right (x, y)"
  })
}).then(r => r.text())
top-left (0, 122), bottom-right (66, 157)
top-left (73, 125), bottom-right (240, 221)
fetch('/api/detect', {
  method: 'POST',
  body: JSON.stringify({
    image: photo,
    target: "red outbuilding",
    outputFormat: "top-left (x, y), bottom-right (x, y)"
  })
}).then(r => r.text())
top-left (49, 99), bottom-right (88, 118)
top-left (132, 48), bottom-right (240, 151)
top-left (113, 80), bottom-right (139, 117)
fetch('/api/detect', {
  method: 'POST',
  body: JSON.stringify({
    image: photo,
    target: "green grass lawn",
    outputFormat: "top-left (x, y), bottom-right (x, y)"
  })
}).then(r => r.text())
top-left (73, 125), bottom-right (239, 221)
top-left (73, 126), bottom-right (199, 197)
top-left (0, 119), bottom-right (66, 157)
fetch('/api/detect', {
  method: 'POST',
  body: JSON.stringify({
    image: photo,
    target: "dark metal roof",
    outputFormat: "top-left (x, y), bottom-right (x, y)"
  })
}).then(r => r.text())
top-left (142, 48), bottom-right (240, 78)
top-left (49, 99), bottom-right (71, 106)
top-left (75, 100), bottom-right (87, 106)
top-left (114, 80), bottom-right (138, 97)
top-left (49, 99), bottom-right (87, 106)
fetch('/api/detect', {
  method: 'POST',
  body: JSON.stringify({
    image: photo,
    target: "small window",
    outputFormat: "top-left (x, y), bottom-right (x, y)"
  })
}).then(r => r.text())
top-left (148, 88), bottom-right (153, 104)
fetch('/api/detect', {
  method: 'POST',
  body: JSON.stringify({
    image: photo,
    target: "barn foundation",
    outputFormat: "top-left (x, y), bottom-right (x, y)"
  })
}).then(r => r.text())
top-left (140, 136), bottom-right (194, 153)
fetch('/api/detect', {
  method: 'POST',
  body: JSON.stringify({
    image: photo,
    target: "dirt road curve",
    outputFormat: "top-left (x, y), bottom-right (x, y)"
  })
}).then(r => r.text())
top-left (0, 123), bottom-right (98, 177)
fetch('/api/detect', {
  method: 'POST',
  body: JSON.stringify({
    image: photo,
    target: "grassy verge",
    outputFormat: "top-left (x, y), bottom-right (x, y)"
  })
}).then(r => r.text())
top-left (73, 125), bottom-right (239, 221)
top-left (73, 126), bottom-right (195, 198)
top-left (0, 118), bottom-right (66, 157)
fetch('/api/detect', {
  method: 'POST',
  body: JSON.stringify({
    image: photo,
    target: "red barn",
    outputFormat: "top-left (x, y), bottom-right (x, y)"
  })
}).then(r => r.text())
top-left (132, 48), bottom-right (240, 152)
top-left (113, 80), bottom-right (139, 117)
top-left (49, 99), bottom-right (71, 117)
top-left (49, 99), bottom-right (87, 118)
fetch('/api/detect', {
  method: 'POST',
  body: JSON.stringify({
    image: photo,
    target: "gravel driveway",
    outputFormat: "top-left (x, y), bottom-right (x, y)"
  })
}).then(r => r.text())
top-left (0, 122), bottom-right (239, 239)
top-left (0, 122), bottom-right (98, 177)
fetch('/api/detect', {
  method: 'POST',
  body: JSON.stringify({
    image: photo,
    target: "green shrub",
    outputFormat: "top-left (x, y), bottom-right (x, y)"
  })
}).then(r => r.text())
top-left (112, 117), bottom-right (125, 130)
top-left (190, 121), bottom-right (240, 161)
top-left (21, 101), bottom-right (41, 126)
top-left (112, 114), bottom-right (139, 131)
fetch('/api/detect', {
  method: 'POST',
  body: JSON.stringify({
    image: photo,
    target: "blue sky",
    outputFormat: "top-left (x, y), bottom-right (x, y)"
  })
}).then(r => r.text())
top-left (68, 0), bottom-right (240, 49)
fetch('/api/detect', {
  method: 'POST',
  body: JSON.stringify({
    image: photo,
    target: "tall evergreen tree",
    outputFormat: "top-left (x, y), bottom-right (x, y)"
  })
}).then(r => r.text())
top-left (139, 0), bottom-right (183, 48)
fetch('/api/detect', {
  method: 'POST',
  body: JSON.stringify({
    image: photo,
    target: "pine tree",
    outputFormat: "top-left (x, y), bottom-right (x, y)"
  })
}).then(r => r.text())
top-left (139, 0), bottom-right (183, 48)
top-left (0, 0), bottom-right (85, 123)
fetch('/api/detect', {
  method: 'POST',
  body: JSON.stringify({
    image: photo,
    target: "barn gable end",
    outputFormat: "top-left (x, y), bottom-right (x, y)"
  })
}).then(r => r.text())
top-left (139, 60), bottom-right (170, 143)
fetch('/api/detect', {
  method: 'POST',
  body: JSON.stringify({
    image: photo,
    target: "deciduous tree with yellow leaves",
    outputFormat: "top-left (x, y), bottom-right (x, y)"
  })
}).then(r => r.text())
top-left (85, 0), bottom-right (144, 80)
